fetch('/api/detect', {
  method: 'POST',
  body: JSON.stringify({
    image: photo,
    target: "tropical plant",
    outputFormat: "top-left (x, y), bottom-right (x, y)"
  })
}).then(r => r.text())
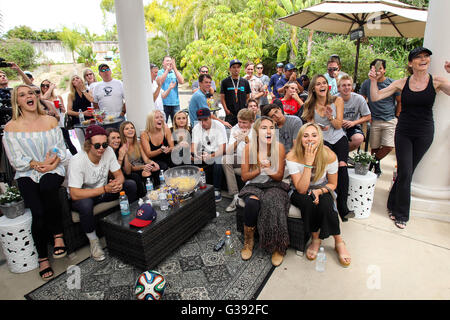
top-left (0, 38), bottom-right (36, 78)
top-left (76, 45), bottom-right (97, 67)
top-left (59, 27), bottom-right (83, 64)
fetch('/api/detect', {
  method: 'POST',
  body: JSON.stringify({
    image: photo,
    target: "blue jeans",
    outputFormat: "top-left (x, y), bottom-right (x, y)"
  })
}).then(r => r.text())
top-left (163, 105), bottom-right (180, 124)
top-left (71, 179), bottom-right (137, 234)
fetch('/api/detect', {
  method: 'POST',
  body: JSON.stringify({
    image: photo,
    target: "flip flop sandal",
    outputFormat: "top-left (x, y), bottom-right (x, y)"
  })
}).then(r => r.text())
top-left (335, 241), bottom-right (351, 267)
top-left (394, 220), bottom-right (407, 229)
top-left (306, 239), bottom-right (321, 261)
top-left (39, 258), bottom-right (54, 281)
top-left (388, 209), bottom-right (396, 221)
top-left (53, 235), bottom-right (67, 259)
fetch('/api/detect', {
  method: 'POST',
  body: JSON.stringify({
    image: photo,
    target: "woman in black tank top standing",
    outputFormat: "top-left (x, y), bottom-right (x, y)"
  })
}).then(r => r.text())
top-left (368, 47), bottom-right (450, 229)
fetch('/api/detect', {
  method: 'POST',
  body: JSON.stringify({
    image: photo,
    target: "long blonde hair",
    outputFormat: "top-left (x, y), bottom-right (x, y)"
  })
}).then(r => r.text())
top-left (290, 122), bottom-right (329, 183)
top-left (119, 121), bottom-right (141, 160)
top-left (145, 110), bottom-right (166, 134)
top-left (68, 75), bottom-right (81, 102)
top-left (248, 116), bottom-right (279, 172)
top-left (11, 84), bottom-right (46, 120)
top-left (302, 74), bottom-right (336, 122)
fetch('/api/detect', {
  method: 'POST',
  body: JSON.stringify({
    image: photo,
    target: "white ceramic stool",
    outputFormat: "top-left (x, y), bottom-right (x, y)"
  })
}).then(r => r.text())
top-left (0, 209), bottom-right (38, 273)
top-left (347, 168), bottom-right (377, 219)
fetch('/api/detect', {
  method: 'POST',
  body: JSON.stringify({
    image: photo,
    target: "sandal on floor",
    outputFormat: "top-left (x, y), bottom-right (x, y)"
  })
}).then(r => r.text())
top-left (335, 241), bottom-right (351, 267)
top-left (39, 258), bottom-right (54, 281)
top-left (394, 220), bottom-right (407, 229)
top-left (388, 209), bottom-right (396, 221)
top-left (306, 239), bottom-right (321, 261)
top-left (53, 235), bottom-right (67, 259)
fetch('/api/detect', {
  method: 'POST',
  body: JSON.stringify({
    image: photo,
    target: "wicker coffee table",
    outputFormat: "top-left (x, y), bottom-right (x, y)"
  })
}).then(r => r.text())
top-left (100, 185), bottom-right (216, 270)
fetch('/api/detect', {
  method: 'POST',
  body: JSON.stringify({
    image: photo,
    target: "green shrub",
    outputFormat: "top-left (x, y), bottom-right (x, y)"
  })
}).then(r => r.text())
top-left (0, 38), bottom-right (37, 79)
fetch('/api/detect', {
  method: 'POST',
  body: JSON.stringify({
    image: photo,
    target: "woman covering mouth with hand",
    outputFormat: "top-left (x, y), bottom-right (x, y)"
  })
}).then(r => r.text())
top-left (287, 122), bottom-right (350, 267)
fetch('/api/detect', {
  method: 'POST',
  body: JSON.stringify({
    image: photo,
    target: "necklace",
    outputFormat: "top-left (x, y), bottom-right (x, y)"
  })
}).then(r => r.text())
top-left (231, 77), bottom-right (240, 103)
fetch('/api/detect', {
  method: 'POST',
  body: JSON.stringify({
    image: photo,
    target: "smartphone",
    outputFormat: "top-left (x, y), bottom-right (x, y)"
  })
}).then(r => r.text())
top-left (317, 123), bottom-right (326, 128)
top-left (375, 60), bottom-right (382, 72)
top-left (309, 190), bottom-right (316, 202)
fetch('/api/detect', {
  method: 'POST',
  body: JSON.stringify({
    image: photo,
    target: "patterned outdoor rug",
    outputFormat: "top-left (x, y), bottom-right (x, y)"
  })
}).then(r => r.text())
top-left (25, 198), bottom-right (274, 300)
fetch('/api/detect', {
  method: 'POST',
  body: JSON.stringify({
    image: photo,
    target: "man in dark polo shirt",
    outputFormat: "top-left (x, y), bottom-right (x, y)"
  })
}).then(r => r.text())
top-left (273, 63), bottom-right (304, 99)
top-left (220, 59), bottom-right (251, 127)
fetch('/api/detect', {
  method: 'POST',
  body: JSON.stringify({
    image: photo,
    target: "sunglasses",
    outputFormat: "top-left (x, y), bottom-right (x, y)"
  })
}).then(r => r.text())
top-left (93, 142), bottom-right (109, 150)
top-left (328, 67), bottom-right (338, 72)
top-left (256, 67), bottom-right (263, 69)
top-left (100, 68), bottom-right (110, 72)
top-left (200, 70), bottom-right (208, 73)
top-left (41, 84), bottom-right (50, 88)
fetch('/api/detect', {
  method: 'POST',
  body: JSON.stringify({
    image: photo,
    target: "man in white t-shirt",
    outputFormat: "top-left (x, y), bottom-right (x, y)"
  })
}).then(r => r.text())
top-left (191, 108), bottom-right (227, 202)
top-left (93, 64), bottom-right (126, 116)
top-left (68, 125), bottom-right (137, 261)
top-left (222, 108), bottom-right (254, 212)
top-left (150, 63), bottom-right (165, 118)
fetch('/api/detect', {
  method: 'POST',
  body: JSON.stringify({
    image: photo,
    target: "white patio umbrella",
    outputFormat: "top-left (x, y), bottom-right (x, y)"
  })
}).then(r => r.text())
top-left (279, 0), bottom-right (428, 82)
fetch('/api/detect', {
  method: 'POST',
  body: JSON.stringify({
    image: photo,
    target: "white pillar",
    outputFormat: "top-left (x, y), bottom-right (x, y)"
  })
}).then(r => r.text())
top-left (114, 0), bottom-right (153, 134)
top-left (410, 0), bottom-right (450, 222)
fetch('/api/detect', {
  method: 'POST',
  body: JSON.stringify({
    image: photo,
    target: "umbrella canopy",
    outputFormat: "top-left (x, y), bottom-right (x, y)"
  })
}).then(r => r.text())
top-left (279, 0), bottom-right (427, 37)
top-left (279, 0), bottom-right (428, 83)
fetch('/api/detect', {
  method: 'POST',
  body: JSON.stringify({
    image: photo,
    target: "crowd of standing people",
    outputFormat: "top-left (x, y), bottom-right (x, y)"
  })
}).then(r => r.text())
top-left (1, 47), bottom-right (449, 280)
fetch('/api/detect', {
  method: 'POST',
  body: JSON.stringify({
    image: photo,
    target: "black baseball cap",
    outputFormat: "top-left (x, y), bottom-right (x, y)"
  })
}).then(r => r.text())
top-left (408, 47), bottom-right (432, 61)
top-left (98, 63), bottom-right (110, 72)
top-left (197, 108), bottom-right (211, 119)
top-left (229, 59), bottom-right (242, 68)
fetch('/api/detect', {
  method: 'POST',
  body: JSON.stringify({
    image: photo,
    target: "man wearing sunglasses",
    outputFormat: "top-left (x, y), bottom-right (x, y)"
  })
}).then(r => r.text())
top-left (323, 59), bottom-right (341, 96)
top-left (68, 125), bottom-right (137, 261)
top-left (92, 63), bottom-right (126, 117)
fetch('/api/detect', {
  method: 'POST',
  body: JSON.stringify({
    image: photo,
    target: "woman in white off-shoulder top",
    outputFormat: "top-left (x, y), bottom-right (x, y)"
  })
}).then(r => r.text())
top-left (286, 122), bottom-right (351, 267)
top-left (3, 84), bottom-right (68, 281)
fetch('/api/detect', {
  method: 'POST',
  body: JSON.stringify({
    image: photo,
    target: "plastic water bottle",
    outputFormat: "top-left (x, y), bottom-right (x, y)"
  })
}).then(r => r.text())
top-left (159, 170), bottom-right (166, 187)
top-left (49, 147), bottom-right (59, 158)
top-left (78, 109), bottom-right (85, 124)
top-left (315, 247), bottom-right (326, 272)
top-left (159, 191), bottom-right (169, 211)
top-left (224, 230), bottom-right (235, 255)
top-left (199, 168), bottom-right (206, 189)
top-left (146, 178), bottom-right (153, 194)
top-left (119, 191), bottom-right (130, 216)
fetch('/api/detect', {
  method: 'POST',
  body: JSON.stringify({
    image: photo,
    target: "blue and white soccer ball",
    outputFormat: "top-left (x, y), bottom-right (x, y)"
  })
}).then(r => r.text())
top-left (134, 270), bottom-right (166, 300)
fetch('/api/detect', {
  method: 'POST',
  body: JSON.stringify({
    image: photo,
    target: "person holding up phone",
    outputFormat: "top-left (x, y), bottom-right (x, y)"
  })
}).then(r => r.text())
top-left (286, 122), bottom-right (351, 267)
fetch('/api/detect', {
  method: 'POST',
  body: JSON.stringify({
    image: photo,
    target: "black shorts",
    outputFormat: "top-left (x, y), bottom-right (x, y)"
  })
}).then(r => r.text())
top-left (345, 125), bottom-right (365, 142)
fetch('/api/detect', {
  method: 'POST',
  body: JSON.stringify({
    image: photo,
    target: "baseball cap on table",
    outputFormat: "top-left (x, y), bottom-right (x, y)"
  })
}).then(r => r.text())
top-left (408, 47), bottom-right (432, 61)
top-left (98, 63), bottom-right (110, 71)
top-left (229, 59), bottom-right (242, 68)
top-left (276, 63), bottom-right (284, 68)
top-left (129, 204), bottom-right (157, 228)
top-left (284, 63), bottom-right (297, 71)
top-left (85, 124), bottom-right (107, 140)
top-left (196, 108), bottom-right (211, 120)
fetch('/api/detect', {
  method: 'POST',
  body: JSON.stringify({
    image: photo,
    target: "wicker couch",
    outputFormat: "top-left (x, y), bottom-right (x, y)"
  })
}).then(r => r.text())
top-left (235, 196), bottom-right (310, 253)
top-left (58, 187), bottom-right (120, 255)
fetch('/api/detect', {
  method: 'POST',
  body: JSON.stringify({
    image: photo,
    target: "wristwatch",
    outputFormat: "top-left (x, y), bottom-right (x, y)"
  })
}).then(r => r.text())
top-left (329, 115), bottom-right (335, 121)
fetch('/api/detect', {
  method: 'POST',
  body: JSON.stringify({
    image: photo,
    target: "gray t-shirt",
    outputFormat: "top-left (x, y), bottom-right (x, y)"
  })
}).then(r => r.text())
top-left (278, 115), bottom-right (303, 153)
top-left (255, 74), bottom-right (270, 106)
top-left (314, 103), bottom-right (346, 145)
top-left (360, 78), bottom-right (399, 121)
top-left (336, 92), bottom-right (371, 122)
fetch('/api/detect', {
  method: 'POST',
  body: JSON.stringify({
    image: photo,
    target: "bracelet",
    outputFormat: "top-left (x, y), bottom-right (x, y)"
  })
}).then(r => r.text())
top-left (304, 164), bottom-right (314, 169)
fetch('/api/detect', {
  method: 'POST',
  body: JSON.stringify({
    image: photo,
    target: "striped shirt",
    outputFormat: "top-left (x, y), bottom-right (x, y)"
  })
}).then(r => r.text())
top-left (3, 127), bottom-right (67, 183)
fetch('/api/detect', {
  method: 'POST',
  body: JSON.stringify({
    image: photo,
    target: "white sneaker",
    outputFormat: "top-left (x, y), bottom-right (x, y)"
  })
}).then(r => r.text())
top-left (225, 194), bottom-right (239, 212)
top-left (90, 239), bottom-right (105, 261)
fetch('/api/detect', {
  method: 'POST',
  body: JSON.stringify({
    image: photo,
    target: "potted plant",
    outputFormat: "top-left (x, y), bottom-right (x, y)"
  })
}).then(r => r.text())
top-left (350, 151), bottom-right (376, 175)
top-left (0, 185), bottom-right (25, 219)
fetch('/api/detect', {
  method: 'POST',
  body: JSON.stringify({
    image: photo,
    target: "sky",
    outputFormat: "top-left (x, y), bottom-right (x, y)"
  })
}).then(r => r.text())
top-left (0, 0), bottom-right (116, 35)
